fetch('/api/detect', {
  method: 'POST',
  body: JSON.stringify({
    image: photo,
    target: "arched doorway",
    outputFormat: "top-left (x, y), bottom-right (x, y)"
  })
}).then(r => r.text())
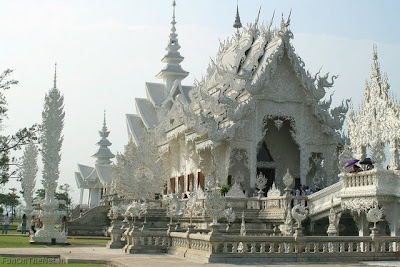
top-left (258, 118), bottom-right (300, 190)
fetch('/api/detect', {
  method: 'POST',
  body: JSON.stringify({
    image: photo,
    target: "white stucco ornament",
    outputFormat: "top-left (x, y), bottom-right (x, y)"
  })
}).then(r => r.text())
top-left (282, 168), bottom-right (293, 189)
top-left (366, 206), bottom-right (383, 224)
top-left (225, 182), bottom-right (246, 198)
top-left (267, 182), bottom-right (281, 197)
top-left (204, 189), bottom-right (226, 225)
top-left (255, 172), bottom-right (267, 194)
top-left (347, 45), bottom-right (400, 170)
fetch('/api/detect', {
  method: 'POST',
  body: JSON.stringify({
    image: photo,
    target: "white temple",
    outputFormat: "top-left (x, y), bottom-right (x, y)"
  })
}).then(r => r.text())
top-left (125, 2), bottom-right (349, 197)
top-left (75, 112), bottom-right (115, 208)
top-left (100, 2), bottom-right (400, 264)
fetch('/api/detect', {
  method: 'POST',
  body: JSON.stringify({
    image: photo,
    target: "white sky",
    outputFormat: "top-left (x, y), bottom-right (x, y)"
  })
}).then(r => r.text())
top-left (0, 0), bottom-right (399, 204)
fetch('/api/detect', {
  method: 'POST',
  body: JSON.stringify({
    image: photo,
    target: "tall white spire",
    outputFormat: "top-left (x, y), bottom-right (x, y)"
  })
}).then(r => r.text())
top-left (156, 0), bottom-right (189, 94)
top-left (92, 110), bottom-right (115, 165)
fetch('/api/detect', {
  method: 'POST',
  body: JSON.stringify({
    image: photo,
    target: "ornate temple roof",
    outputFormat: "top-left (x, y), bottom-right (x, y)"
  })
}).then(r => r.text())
top-left (347, 45), bottom-right (400, 151)
top-left (126, 6), bottom-right (349, 147)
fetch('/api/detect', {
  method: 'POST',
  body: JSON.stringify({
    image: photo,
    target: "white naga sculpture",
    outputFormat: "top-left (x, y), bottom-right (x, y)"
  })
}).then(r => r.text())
top-left (20, 141), bottom-right (38, 218)
top-left (291, 204), bottom-right (308, 228)
top-left (32, 64), bottom-right (67, 244)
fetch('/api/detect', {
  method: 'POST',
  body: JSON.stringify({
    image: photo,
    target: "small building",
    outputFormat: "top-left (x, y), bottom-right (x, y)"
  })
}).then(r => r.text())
top-left (75, 113), bottom-right (115, 208)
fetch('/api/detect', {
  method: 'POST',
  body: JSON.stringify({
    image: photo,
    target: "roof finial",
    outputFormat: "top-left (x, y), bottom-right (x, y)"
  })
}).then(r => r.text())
top-left (53, 62), bottom-right (57, 89)
top-left (155, 0), bottom-right (189, 91)
top-left (287, 9), bottom-right (292, 26)
top-left (172, 0), bottom-right (176, 21)
top-left (373, 44), bottom-right (378, 61)
top-left (371, 44), bottom-right (381, 81)
top-left (233, 1), bottom-right (242, 32)
top-left (255, 6), bottom-right (262, 26)
top-left (103, 109), bottom-right (107, 127)
top-left (268, 10), bottom-right (275, 31)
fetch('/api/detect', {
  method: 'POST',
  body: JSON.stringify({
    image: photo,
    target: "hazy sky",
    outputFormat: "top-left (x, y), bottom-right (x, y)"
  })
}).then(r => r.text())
top-left (0, 0), bottom-right (399, 204)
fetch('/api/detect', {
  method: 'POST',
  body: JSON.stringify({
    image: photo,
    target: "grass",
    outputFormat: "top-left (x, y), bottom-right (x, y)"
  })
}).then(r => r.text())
top-left (0, 235), bottom-right (107, 266)
top-left (0, 236), bottom-right (43, 248)
top-left (68, 238), bottom-right (109, 245)
top-left (0, 235), bottom-right (109, 247)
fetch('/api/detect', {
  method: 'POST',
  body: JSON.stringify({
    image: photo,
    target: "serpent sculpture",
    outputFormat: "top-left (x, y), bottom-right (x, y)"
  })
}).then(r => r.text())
top-left (291, 204), bottom-right (308, 228)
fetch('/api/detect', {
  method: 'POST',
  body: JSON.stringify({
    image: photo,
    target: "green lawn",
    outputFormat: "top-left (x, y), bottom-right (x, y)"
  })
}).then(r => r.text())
top-left (0, 235), bottom-right (109, 247)
top-left (0, 235), bottom-right (107, 266)
top-left (68, 238), bottom-right (109, 245)
top-left (0, 236), bottom-right (42, 248)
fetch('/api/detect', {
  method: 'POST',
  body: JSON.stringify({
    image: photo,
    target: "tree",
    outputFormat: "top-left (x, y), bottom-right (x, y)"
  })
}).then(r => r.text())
top-left (34, 185), bottom-right (73, 215)
top-left (0, 188), bottom-right (20, 217)
top-left (55, 183), bottom-right (73, 216)
top-left (0, 69), bottom-right (40, 186)
top-left (19, 142), bottom-right (38, 214)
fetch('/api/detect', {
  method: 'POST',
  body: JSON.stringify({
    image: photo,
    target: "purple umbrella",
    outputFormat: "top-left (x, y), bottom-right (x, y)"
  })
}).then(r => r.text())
top-left (344, 159), bottom-right (359, 167)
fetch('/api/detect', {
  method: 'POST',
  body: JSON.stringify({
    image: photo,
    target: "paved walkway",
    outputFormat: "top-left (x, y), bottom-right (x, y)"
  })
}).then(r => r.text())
top-left (0, 246), bottom-right (399, 266)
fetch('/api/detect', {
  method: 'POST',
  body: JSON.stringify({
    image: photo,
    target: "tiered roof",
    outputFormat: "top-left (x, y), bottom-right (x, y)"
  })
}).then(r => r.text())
top-left (126, 5), bottom-right (349, 147)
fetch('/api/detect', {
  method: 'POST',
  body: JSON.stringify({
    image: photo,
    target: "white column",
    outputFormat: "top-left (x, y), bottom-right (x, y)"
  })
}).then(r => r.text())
top-left (390, 202), bottom-right (399, 236)
top-left (79, 189), bottom-right (84, 205)
top-left (88, 189), bottom-right (91, 206)
top-left (358, 212), bottom-right (369, 236)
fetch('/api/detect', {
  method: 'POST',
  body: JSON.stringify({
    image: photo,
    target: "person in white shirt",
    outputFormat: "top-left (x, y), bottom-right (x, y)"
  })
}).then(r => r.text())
top-left (2, 213), bottom-right (9, 234)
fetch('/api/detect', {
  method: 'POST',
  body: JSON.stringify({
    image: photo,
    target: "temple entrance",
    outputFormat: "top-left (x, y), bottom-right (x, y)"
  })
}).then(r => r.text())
top-left (257, 118), bottom-right (300, 191)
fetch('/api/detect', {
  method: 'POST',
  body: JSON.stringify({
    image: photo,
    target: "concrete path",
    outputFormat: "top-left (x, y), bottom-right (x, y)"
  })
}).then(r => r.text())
top-left (0, 246), bottom-right (399, 266)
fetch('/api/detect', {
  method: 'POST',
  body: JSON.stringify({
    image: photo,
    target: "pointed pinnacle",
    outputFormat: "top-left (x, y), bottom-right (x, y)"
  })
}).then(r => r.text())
top-left (172, 0), bottom-right (176, 22)
top-left (233, 2), bottom-right (242, 29)
top-left (255, 6), bottom-right (262, 25)
top-left (53, 62), bottom-right (57, 89)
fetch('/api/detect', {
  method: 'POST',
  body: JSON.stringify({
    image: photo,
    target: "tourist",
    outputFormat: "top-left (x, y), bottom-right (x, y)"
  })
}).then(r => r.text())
top-left (79, 210), bottom-right (83, 218)
top-left (61, 215), bottom-right (67, 233)
top-left (2, 213), bottom-right (9, 234)
top-left (295, 188), bottom-right (300, 196)
top-left (360, 158), bottom-right (374, 171)
top-left (30, 216), bottom-right (36, 234)
top-left (305, 186), bottom-right (312, 196)
top-left (21, 214), bottom-right (27, 235)
top-left (36, 217), bottom-right (41, 230)
top-left (350, 165), bottom-right (361, 173)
